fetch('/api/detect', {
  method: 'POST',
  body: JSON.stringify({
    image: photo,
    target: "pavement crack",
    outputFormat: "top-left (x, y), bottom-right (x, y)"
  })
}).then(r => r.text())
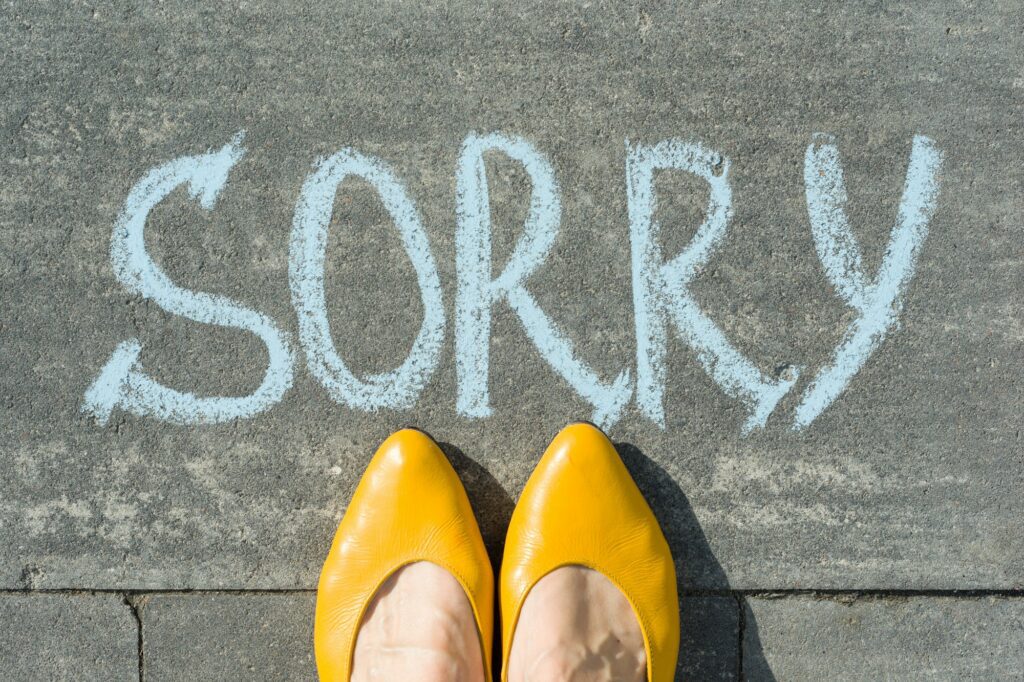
top-left (123, 593), bottom-right (146, 682)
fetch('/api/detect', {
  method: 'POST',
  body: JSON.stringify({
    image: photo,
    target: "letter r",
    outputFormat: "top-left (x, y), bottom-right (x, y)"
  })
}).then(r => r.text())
top-left (627, 140), bottom-right (797, 432)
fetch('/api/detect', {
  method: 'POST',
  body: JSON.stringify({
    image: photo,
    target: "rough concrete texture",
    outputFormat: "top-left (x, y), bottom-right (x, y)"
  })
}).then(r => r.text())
top-left (0, 0), bottom-right (1022, 679)
top-left (3, 0), bottom-right (1021, 594)
top-left (0, 593), bottom-right (137, 681)
top-left (679, 596), bottom-right (740, 680)
top-left (136, 594), bottom-right (736, 680)
top-left (743, 596), bottom-right (1024, 680)
top-left (142, 593), bottom-right (316, 681)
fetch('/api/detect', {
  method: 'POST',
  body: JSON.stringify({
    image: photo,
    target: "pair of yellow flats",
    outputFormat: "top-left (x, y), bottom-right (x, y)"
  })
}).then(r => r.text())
top-left (315, 422), bottom-right (679, 681)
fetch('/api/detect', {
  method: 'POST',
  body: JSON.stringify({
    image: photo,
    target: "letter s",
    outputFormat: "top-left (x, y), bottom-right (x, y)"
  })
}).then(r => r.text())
top-left (82, 132), bottom-right (295, 424)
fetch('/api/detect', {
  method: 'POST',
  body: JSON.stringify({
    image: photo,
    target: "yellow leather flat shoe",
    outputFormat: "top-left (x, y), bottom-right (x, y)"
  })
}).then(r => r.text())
top-left (315, 428), bottom-right (494, 681)
top-left (500, 422), bottom-right (679, 681)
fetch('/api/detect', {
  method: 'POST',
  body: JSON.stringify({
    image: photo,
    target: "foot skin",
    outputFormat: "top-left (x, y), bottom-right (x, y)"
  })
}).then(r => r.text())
top-left (507, 566), bottom-right (646, 682)
top-left (352, 561), bottom-right (486, 682)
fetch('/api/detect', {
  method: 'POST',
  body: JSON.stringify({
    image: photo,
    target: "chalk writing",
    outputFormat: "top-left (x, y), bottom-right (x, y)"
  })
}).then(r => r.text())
top-left (627, 140), bottom-right (798, 433)
top-left (794, 134), bottom-right (942, 428)
top-left (290, 148), bottom-right (445, 410)
top-left (82, 132), bottom-right (295, 424)
top-left (455, 133), bottom-right (632, 428)
top-left (83, 132), bottom-right (943, 433)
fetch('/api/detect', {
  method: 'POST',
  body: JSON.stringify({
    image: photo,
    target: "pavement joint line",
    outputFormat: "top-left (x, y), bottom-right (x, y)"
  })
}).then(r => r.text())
top-left (1, 588), bottom-right (1022, 598)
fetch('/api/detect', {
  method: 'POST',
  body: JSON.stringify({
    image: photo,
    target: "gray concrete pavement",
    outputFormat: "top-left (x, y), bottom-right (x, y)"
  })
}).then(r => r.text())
top-left (134, 593), bottom-right (739, 680)
top-left (1, 0), bottom-right (1022, 679)
top-left (743, 596), bottom-right (1024, 680)
top-left (141, 593), bottom-right (317, 681)
top-left (679, 596), bottom-right (740, 680)
top-left (2, 592), bottom-right (1019, 680)
top-left (0, 594), bottom-right (137, 681)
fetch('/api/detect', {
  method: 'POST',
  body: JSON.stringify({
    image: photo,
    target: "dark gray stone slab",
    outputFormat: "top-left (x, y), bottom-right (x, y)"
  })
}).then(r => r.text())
top-left (141, 593), bottom-right (316, 681)
top-left (679, 596), bottom-right (739, 680)
top-left (743, 596), bottom-right (1024, 680)
top-left (1, 1), bottom-right (1021, 592)
top-left (0, 594), bottom-right (137, 681)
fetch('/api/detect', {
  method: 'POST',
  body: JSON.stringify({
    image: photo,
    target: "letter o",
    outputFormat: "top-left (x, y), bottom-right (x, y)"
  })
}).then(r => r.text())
top-left (289, 149), bottom-right (444, 410)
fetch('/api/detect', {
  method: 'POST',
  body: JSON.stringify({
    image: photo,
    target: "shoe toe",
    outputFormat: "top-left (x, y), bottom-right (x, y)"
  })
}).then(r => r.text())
top-left (501, 422), bottom-right (679, 682)
top-left (315, 428), bottom-right (494, 681)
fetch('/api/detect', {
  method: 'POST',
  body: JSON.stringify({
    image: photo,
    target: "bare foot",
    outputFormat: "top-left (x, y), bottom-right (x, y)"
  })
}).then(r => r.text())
top-left (507, 566), bottom-right (646, 682)
top-left (351, 561), bottom-right (486, 682)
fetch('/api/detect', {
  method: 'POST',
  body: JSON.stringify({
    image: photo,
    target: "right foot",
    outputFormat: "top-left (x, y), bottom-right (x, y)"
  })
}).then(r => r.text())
top-left (506, 566), bottom-right (646, 682)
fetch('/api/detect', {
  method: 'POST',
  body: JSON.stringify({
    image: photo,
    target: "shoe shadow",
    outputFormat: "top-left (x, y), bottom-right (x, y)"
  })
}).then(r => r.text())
top-left (437, 442), bottom-right (515, 680)
top-left (740, 611), bottom-right (775, 682)
top-left (615, 442), bottom-right (777, 681)
top-left (438, 442), bottom-right (515, 570)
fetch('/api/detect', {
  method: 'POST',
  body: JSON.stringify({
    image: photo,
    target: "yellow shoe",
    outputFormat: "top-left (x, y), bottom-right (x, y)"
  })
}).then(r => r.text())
top-left (500, 422), bottom-right (679, 682)
top-left (314, 428), bottom-right (494, 681)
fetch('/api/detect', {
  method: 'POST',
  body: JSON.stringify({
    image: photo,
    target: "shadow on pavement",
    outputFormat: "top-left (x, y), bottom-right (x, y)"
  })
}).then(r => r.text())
top-left (438, 441), bottom-right (514, 679)
top-left (439, 442), bottom-right (516, 570)
top-left (740, 611), bottom-right (775, 681)
top-left (616, 442), bottom-right (776, 681)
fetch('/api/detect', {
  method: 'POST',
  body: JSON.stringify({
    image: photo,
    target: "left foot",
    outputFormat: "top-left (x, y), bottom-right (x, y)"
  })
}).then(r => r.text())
top-left (351, 561), bottom-right (486, 682)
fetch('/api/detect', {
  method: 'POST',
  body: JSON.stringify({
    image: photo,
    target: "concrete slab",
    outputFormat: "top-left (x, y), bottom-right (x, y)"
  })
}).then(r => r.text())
top-left (742, 596), bottom-right (1024, 680)
top-left (138, 592), bottom-right (737, 680)
top-left (0, 594), bottom-right (137, 681)
top-left (1, 1), bottom-right (1021, 596)
top-left (679, 596), bottom-right (739, 680)
top-left (141, 593), bottom-right (316, 681)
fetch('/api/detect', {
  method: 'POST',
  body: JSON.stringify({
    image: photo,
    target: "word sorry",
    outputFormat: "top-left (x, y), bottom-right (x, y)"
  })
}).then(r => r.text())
top-left (82, 131), bottom-right (943, 432)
